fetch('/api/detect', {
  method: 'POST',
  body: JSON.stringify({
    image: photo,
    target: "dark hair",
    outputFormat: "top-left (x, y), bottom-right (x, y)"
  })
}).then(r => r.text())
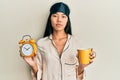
top-left (43, 2), bottom-right (72, 37)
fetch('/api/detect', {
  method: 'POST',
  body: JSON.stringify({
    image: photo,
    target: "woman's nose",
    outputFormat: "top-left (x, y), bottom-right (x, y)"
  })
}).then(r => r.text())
top-left (57, 16), bottom-right (62, 22)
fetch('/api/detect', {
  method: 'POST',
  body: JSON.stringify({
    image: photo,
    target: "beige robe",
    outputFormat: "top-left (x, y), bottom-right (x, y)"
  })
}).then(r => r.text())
top-left (31, 34), bottom-right (84, 80)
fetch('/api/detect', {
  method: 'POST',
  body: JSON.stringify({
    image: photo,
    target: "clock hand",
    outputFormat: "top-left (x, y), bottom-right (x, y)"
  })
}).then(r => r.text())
top-left (24, 47), bottom-right (27, 50)
top-left (26, 47), bottom-right (30, 50)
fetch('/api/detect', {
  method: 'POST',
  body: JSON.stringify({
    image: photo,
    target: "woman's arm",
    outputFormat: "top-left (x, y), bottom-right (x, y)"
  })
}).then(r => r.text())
top-left (31, 63), bottom-right (38, 78)
top-left (76, 49), bottom-right (96, 80)
top-left (76, 65), bottom-right (84, 80)
top-left (21, 51), bottom-right (43, 80)
top-left (22, 55), bottom-right (38, 79)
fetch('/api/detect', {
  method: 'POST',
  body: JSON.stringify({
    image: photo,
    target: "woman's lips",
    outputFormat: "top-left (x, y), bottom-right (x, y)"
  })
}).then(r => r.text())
top-left (56, 24), bottom-right (62, 26)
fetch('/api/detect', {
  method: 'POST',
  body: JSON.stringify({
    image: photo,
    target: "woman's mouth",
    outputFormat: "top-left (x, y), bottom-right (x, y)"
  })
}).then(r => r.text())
top-left (56, 24), bottom-right (62, 26)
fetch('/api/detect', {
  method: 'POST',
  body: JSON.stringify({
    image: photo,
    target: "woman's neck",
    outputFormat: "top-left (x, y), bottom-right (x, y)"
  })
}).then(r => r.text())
top-left (52, 31), bottom-right (68, 40)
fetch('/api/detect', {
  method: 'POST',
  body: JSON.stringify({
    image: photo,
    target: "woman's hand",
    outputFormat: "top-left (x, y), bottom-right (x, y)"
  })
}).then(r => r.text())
top-left (23, 56), bottom-right (37, 67)
top-left (89, 49), bottom-right (96, 64)
top-left (77, 49), bottom-right (96, 80)
top-left (20, 54), bottom-right (38, 75)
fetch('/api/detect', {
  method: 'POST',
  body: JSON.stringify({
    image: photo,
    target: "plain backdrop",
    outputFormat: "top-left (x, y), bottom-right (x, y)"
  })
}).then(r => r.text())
top-left (0, 0), bottom-right (120, 80)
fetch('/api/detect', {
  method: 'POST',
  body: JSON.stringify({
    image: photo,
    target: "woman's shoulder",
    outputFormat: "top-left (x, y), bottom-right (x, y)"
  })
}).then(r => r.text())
top-left (70, 34), bottom-right (80, 41)
top-left (70, 34), bottom-right (85, 48)
top-left (36, 36), bottom-right (49, 46)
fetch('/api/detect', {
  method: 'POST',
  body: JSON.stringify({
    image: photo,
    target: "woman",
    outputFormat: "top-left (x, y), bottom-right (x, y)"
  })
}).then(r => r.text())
top-left (22, 2), bottom-right (96, 80)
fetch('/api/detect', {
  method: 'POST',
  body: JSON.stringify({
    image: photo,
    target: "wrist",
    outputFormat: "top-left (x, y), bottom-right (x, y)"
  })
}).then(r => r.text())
top-left (78, 65), bottom-right (84, 75)
top-left (31, 64), bottom-right (38, 74)
top-left (79, 69), bottom-right (84, 74)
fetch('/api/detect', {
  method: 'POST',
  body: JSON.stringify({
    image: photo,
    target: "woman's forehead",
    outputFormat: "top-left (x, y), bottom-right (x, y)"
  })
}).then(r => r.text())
top-left (52, 12), bottom-right (66, 15)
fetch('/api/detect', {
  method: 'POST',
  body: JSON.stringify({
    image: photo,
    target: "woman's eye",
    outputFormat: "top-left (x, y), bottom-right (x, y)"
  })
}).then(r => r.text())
top-left (53, 15), bottom-right (57, 17)
top-left (62, 15), bottom-right (66, 18)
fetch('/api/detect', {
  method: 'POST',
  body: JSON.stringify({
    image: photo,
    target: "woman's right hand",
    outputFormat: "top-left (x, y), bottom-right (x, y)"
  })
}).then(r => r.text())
top-left (21, 55), bottom-right (38, 75)
top-left (23, 56), bottom-right (37, 67)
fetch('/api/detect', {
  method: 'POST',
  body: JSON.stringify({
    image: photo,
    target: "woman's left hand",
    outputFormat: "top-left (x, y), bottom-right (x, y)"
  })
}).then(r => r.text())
top-left (89, 49), bottom-right (96, 64)
top-left (77, 49), bottom-right (96, 74)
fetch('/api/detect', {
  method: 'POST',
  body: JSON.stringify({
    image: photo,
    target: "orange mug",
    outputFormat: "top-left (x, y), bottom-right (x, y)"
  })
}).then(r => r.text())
top-left (78, 48), bottom-right (92, 64)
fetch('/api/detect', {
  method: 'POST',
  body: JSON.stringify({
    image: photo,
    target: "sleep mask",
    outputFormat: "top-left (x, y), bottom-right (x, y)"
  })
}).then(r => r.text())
top-left (50, 2), bottom-right (70, 16)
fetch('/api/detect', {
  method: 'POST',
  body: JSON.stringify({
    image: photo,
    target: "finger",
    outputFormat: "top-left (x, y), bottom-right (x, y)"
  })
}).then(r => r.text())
top-left (90, 51), bottom-right (96, 57)
top-left (90, 54), bottom-right (96, 59)
top-left (89, 56), bottom-right (95, 59)
top-left (31, 54), bottom-right (36, 59)
top-left (91, 48), bottom-right (93, 52)
top-left (90, 50), bottom-right (94, 55)
top-left (89, 59), bottom-right (93, 64)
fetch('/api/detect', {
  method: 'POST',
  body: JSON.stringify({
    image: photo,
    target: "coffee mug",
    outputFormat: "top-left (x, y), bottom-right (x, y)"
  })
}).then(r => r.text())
top-left (78, 48), bottom-right (92, 64)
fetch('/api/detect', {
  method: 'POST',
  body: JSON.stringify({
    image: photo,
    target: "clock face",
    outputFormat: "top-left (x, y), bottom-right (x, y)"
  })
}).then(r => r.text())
top-left (21, 44), bottom-right (33, 56)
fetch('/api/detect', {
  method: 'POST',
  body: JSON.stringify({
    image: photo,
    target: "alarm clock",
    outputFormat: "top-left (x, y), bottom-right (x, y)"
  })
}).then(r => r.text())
top-left (19, 35), bottom-right (37, 57)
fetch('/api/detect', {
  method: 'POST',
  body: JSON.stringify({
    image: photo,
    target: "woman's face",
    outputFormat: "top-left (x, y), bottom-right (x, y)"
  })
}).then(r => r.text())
top-left (50, 12), bottom-right (68, 32)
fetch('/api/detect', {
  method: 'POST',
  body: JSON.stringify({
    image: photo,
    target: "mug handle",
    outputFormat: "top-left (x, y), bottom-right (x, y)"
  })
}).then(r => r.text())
top-left (90, 48), bottom-right (96, 59)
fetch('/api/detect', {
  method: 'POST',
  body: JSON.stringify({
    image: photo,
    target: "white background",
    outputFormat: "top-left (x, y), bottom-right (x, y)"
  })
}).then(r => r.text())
top-left (0, 0), bottom-right (120, 80)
